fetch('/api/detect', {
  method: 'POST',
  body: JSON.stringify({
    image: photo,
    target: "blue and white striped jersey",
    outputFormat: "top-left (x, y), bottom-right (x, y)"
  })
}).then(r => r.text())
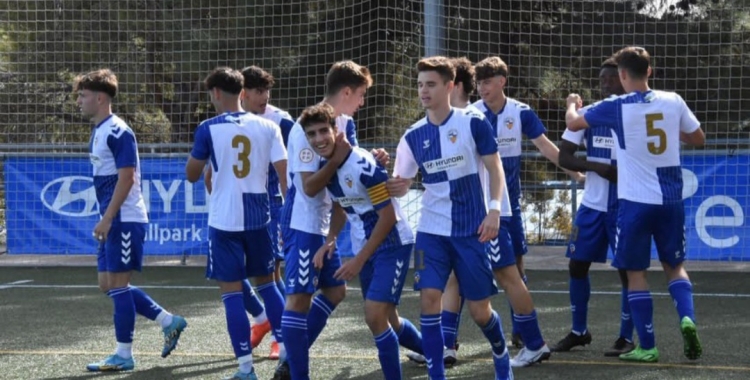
top-left (282, 114), bottom-right (359, 236)
top-left (191, 111), bottom-right (287, 231)
top-left (259, 104), bottom-right (295, 198)
top-left (583, 90), bottom-right (700, 205)
top-left (89, 114), bottom-right (148, 223)
top-left (323, 147), bottom-right (414, 256)
top-left (393, 107), bottom-right (497, 237)
top-left (473, 98), bottom-right (546, 210)
top-left (562, 105), bottom-right (618, 212)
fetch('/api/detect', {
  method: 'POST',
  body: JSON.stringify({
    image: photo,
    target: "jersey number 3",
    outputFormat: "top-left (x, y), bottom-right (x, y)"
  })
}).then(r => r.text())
top-left (232, 135), bottom-right (252, 178)
top-left (645, 113), bottom-right (666, 155)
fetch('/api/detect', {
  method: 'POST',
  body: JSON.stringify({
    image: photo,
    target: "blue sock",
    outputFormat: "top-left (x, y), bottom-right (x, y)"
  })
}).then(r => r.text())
top-left (513, 310), bottom-right (545, 351)
top-left (481, 311), bottom-right (511, 379)
top-left (276, 279), bottom-right (286, 298)
top-left (628, 290), bottom-right (656, 350)
top-left (257, 281), bottom-right (285, 343)
top-left (108, 287), bottom-right (135, 344)
top-left (619, 287), bottom-right (634, 341)
top-left (241, 280), bottom-right (265, 318)
top-left (396, 317), bottom-right (422, 354)
top-left (222, 292), bottom-right (252, 358)
top-left (374, 327), bottom-right (402, 380)
top-left (282, 310), bottom-right (310, 380)
top-left (441, 310), bottom-right (459, 350)
top-left (569, 276), bottom-right (590, 334)
top-left (421, 314), bottom-right (445, 380)
top-left (307, 294), bottom-right (336, 346)
top-left (668, 279), bottom-right (696, 322)
top-left (129, 285), bottom-right (163, 321)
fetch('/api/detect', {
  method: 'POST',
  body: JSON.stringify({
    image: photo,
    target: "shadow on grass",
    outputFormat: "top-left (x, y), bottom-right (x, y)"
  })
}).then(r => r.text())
top-left (41, 357), bottom-right (236, 380)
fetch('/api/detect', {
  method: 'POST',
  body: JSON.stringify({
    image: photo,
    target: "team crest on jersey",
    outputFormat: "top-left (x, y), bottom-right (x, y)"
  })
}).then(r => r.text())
top-left (448, 129), bottom-right (458, 143)
top-left (344, 174), bottom-right (353, 188)
top-left (313, 275), bottom-right (319, 287)
top-left (504, 117), bottom-right (514, 130)
top-left (299, 148), bottom-right (314, 163)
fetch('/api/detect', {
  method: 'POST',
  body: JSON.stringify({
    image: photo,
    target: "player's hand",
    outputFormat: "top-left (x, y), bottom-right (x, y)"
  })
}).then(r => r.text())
top-left (331, 132), bottom-right (352, 165)
top-left (566, 94), bottom-right (583, 110)
top-left (92, 218), bottom-right (112, 243)
top-left (334, 256), bottom-right (365, 281)
top-left (477, 210), bottom-right (500, 243)
top-left (313, 240), bottom-right (336, 269)
top-left (571, 171), bottom-right (585, 184)
top-left (386, 176), bottom-right (410, 198)
top-left (371, 148), bottom-right (390, 167)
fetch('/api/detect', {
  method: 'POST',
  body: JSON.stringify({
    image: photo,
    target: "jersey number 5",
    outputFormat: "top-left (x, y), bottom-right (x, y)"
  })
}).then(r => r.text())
top-left (645, 113), bottom-right (666, 155)
top-left (232, 135), bottom-right (252, 178)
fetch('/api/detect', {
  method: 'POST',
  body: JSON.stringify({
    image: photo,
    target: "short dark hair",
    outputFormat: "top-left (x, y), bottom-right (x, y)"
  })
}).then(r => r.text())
top-left (614, 46), bottom-right (650, 79)
top-left (416, 56), bottom-right (455, 83)
top-left (299, 102), bottom-right (336, 130)
top-left (240, 65), bottom-right (275, 90)
top-left (600, 57), bottom-right (618, 70)
top-left (474, 57), bottom-right (509, 82)
top-left (74, 69), bottom-right (118, 99)
top-left (451, 57), bottom-right (475, 96)
top-left (325, 61), bottom-right (373, 97)
top-left (204, 67), bottom-right (244, 95)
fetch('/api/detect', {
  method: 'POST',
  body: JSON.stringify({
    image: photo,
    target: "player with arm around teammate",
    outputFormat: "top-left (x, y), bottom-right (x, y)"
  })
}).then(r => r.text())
top-left (566, 46), bottom-right (704, 363)
top-left (186, 67), bottom-right (288, 380)
top-left (78, 69), bottom-right (187, 373)
top-left (551, 57), bottom-right (635, 356)
top-left (388, 56), bottom-right (513, 380)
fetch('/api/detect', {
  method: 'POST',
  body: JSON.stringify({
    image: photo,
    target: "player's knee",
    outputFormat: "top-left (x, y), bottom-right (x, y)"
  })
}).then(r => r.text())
top-left (569, 259), bottom-right (591, 279)
top-left (493, 265), bottom-right (523, 290)
top-left (285, 293), bottom-right (312, 313)
top-left (250, 274), bottom-right (275, 286)
top-left (364, 301), bottom-right (392, 334)
top-left (321, 285), bottom-right (346, 306)
top-left (419, 288), bottom-right (443, 314)
top-left (466, 299), bottom-right (492, 326)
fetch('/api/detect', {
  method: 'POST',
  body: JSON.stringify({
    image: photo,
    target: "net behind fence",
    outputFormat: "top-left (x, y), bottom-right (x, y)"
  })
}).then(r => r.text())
top-left (0, 0), bottom-right (747, 261)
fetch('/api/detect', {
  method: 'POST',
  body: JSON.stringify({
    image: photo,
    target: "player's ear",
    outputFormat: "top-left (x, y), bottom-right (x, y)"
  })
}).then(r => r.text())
top-left (499, 75), bottom-right (507, 88)
top-left (647, 66), bottom-right (652, 79)
top-left (618, 68), bottom-right (627, 83)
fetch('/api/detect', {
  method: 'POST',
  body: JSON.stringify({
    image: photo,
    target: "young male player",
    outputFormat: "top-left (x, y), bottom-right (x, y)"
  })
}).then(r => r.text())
top-left (279, 60), bottom-right (392, 380)
top-left (293, 102), bottom-right (417, 380)
top-left (388, 56), bottom-right (513, 380)
top-left (77, 69), bottom-right (187, 372)
top-left (239, 65), bottom-right (295, 360)
top-left (186, 67), bottom-right (287, 380)
top-left (551, 57), bottom-right (635, 356)
top-left (566, 46), bottom-right (704, 363)
top-left (473, 57), bottom-right (557, 366)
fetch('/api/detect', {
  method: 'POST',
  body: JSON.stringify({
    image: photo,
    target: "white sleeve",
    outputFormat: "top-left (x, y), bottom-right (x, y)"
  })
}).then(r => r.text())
top-left (678, 96), bottom-right (700, 134)
top-left (288, 123), bottom-right (320, 173)
top-left (269, 123), bottom-right (287, 164)
top-left (392, 136), bottom-right (419, 179)
top-left (562, 128), bottom-right (585, 145)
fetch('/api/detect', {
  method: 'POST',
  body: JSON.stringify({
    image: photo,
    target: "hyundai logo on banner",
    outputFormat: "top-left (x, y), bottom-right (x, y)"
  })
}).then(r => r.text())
top-left (39, 176), bottom-right (99, 217)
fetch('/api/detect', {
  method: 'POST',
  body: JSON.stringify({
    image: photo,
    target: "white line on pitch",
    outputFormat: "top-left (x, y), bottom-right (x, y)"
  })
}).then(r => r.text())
top-left (1, 282), bottom-right (749, 298)
top-left (0, 279), bottom-right (34, 290)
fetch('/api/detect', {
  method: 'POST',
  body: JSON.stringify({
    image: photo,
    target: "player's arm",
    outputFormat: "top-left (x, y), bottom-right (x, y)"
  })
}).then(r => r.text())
top-left (301, 132), bottom-right (351, 197)
top-left (386, 136), bottom-right (418, 197)
top-left (681, 129), bottom-right (705, 146)
top-left (102, 167), bottom-right (135, 220)
top-left (531, 134), bottom-right (584, 181)
top-left (558, 139), bottom-right (617, 183)
top-left (269, 125), bottom-right (289, 196)
top-left (521, 107), bottom-right (583, 181)
top-left (93, 131), bottom-right (138, 241)
top-left (186, 124), bottom-right (210, 183)
top-left (678, 96), bottom-right (705, 147)
top-left (203, 165), bottom-right (213, 194)
top-left (273, 160), bottom-right (288, 197)
top-left (313, 202), bottom-right (347, 269)
top-left (479, 152), bottom-right (502, 243)
top-left (565, 94), bottom-right (589, 131)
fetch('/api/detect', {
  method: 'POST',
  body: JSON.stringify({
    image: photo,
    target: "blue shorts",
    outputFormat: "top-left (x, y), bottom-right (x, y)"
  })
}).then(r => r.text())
top-left (612, 200), bottom-right (686, 271)
top-left (97, 222), bottom-right (146, 273)
top-left (206, 227), bottom-right (276, 282)
top-left (413, 232), bottom-right (498, 301)
top-left (284, 229), bottom-right (345, 294)
top-left (505, 211), bottom-right (528, 256)
top-left (269, 196), bottom-right (283, 261)
top-left (359, 244), bottom-right (413, 305)
top-left (566, 205), bottom-right (617, 263)
top-left (488, 217), bottom-right (517, 269)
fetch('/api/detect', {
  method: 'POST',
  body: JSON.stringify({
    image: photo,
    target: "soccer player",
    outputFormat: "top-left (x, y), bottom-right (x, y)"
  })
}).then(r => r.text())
top-left (551, 57), bottom-right (635, 356)
top-left (566, 46), bottom-right (704, 363)
top-left (473, 56), bottom-right (557, 365)
top-left (186, 67), bottom-right (287, 380)
top-left (388, 56), bottom-right (513, 380)
top-left (76, 69), bottom-right (187, 372)
top-left (279, 60), bottom-right (387, 380)
top-left (295, 102), bottom-right (416, 380)
top-left (239, 65), bottom-right (295, 360)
